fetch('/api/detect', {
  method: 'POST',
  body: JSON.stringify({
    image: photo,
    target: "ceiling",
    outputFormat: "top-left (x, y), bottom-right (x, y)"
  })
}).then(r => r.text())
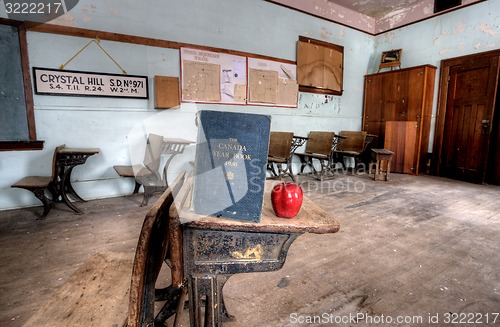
top-left (266, 0), bottom-right (484, 35)
top-left (327, 0), bottom-right (427, 19)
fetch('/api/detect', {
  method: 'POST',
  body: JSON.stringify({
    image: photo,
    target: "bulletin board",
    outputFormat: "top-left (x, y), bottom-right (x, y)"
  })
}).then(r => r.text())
top-left (180, 47), bottom-right (247, 104)
top-left (247, 57), bottom-right (298, 107)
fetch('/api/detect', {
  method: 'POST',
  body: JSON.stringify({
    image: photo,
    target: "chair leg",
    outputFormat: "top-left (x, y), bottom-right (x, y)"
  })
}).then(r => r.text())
top-left (32, 188), bottom-right (54, 219)
top-left (267, 163), bottom-right (278, 178)
top-left (133, 180), bottom-right (141, 194)
top-left (154, 285), bottom-right (184, 325)
top-left (288, 162), bottom-right (296, 183)
top-left (141, 185), bottom-right (167, 207)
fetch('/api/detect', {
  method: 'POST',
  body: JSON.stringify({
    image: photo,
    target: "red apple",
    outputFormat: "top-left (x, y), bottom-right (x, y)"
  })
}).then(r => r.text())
top-left (271, 182), bottom-right (303, 218)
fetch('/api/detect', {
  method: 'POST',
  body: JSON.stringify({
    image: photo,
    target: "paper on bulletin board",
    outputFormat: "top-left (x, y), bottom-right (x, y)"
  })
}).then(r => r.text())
top-left (182, 60), bottom-right (221, 102)
top-left (248, 68), bottom-right (278, 104)
top-left (180, 47), bottom-right (247, 104)
top-left (247, 57), bottom-right (298, 107)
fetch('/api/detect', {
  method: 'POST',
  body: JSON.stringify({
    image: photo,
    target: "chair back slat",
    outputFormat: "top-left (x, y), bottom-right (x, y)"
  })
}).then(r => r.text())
top-left (51, 144), bottom-right (66, 181)
top-left (337, 131), bottom-right (367, 153)
top-left (268, 132), bottom-right (294, 159)
top-left (143, 133), bottom-right (164, 172)
top-left (305, 131), bottom-right (335, 155)
top-left (127, 171), bottom-right (186, 327)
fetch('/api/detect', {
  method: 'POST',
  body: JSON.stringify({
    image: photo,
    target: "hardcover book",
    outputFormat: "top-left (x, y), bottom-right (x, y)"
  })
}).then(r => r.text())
top-left (193, 110), bottom-right (271, 222)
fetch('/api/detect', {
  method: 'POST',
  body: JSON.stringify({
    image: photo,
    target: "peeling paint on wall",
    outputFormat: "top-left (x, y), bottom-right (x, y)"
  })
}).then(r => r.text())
top-left (321, 27), bottom-right (334, 41)
top-left (433, 31), bottom-right (449, 45)
top-left (476, 23), bottom-right (498, 36)
top-left (454, 21), bottom-right (466, 34)
top-left (439, 48), bottom-right (450, 55)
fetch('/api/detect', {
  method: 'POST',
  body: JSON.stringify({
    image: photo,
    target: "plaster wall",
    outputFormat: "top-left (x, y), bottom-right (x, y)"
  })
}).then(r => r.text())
top-left (0, 0), bottom-right (373, 211)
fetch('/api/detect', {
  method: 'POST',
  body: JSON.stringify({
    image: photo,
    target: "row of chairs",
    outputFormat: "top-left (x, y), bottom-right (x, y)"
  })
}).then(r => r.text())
top-left (115, 131), bottom-right (372, 209)
top-left (267, 130), bottom-right (374, 181)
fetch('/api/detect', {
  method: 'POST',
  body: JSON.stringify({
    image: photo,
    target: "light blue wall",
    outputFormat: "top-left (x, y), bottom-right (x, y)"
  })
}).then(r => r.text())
top-left (0, 0), bottom-right (374, 211)
top-left (1, 0), bottom-right (497, 212)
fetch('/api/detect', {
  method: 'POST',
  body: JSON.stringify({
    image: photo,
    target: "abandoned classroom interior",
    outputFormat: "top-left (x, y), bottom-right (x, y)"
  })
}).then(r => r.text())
top-left (1, 0), bottom-right (500, 326)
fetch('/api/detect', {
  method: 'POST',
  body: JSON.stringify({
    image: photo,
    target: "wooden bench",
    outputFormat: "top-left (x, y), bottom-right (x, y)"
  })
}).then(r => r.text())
top-left (114, 133), bottom-right (165, 207)
top-left (11, 144), bottom-right (65, 219)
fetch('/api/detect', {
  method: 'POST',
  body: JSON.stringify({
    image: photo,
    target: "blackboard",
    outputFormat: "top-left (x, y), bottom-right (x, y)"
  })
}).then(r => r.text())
top-left (0, 23), bottom-right (29, 141)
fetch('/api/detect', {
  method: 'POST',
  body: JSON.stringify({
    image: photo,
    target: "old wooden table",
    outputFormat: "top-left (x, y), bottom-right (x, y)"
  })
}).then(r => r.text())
top-left (55, 147), bottom-right (100, 214)
top-left (178, 180), bottom-right (340, 327)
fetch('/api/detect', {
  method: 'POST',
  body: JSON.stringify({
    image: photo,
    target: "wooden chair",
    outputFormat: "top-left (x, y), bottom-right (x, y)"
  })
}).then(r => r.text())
top-left (333, 131), bottom-right (368, 173)
top-left (295, 131), bottom-right (336, 180)
top-left (114, 133), bottom-right (165, 206)
top-left (11, 144), bottom-right (66, 219)
top-left (266, 131), bottom-right (295, 182)
top-left (126, 171), bottom-right (186, 327)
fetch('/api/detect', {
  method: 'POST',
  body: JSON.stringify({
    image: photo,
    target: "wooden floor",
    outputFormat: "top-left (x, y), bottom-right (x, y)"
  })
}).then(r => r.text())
top-left (1, 173), bottom-right (500, 326)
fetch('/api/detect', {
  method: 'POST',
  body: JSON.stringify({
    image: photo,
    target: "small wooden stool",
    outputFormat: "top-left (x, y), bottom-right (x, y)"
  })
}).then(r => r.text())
top-left (371, 149), bottom-right (394, 181)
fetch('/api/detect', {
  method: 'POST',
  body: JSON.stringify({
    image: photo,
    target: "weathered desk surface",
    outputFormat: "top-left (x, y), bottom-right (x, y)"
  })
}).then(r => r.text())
top-left (178, 180), bottom-right (340, 327)
top-left (180, 181), bottom-right (340, 234)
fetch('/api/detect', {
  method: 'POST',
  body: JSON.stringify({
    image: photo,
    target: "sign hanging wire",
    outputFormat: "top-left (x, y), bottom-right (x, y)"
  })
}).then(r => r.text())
top-left (59, 37), bottom-right (127, 74)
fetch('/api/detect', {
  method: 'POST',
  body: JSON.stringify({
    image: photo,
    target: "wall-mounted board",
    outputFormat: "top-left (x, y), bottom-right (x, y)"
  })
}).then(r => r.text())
top-left (297, 36), bottom-right (343, 95)
top-left (247, 57), bottom-right (298, 107)
top-left (180, 47), bottom-right (247, 104)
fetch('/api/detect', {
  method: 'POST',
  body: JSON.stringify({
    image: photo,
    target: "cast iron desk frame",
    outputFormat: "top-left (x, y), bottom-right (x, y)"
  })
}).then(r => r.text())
top-left (179, 181), bottom-right (340, 327)
top-left (55, 147), bottom-right (100, 215)
top-left (138, 138), bottom-right (193, 206)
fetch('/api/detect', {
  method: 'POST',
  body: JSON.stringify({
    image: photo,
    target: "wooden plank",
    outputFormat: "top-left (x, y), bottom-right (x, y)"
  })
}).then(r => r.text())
top-left (22, 252), bottom-right (132, 327)
top-left (154, 76), bottom-right (180, 109)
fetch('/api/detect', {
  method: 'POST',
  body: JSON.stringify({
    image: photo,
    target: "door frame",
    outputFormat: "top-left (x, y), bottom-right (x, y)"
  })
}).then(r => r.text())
top-left (432, 49), bottom-right (500, 182)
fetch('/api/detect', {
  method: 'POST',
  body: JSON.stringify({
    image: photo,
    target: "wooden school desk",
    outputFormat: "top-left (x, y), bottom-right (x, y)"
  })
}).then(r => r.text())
top-left (178, 180), bottom-right (340, 327)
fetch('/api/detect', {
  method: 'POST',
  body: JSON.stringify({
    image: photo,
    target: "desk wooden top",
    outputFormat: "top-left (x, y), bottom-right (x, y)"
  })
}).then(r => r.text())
top-left (59, 147), bottom-right (100, 155)
top-left (162, 138), bottom-right (195, 144)
top-left (179, 180), bottom-right (340, 234)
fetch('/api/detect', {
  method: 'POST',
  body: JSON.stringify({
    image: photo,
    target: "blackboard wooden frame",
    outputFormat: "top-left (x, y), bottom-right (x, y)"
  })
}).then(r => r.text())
top-left (0, 19), bottom-right (42, 151)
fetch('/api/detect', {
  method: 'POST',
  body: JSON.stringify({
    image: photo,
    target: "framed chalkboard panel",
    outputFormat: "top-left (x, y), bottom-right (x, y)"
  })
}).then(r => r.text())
top-left (0, 20), bottom-right (41, 150)
top-left (0, 23), bottom-right (28, 140)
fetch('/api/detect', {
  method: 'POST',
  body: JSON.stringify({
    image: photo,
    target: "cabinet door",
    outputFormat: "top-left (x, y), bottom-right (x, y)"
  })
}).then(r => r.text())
top-left (406, 67), bottom-right (426, 123)
top-left (384, 121), bottom-right (417, 174)
top-left (363, 75), bottom-right (383, 122)
top-left (381, 72), bottom-right (400, 122)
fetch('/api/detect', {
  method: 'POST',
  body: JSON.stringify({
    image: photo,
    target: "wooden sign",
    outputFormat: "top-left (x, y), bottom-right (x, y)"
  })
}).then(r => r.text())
top-left (33, 67), bottom-right (148, 99)
top-left (154, 76), bottom-right (180, 109)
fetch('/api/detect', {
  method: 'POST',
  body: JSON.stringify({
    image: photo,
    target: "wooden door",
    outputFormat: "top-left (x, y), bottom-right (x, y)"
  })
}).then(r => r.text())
top-left (441, 56), bottom-right (499, 183)
top-left (384, 121), bottom-right (417, 174)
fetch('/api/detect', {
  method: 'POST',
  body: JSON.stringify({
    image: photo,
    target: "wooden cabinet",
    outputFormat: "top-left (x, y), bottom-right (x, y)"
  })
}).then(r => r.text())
top-left (362, 65), bottom-right (436, 175)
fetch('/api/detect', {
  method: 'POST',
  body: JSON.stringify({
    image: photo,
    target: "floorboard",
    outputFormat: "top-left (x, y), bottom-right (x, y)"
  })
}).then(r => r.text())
top-left (1, 173), bottom-right (499, 326)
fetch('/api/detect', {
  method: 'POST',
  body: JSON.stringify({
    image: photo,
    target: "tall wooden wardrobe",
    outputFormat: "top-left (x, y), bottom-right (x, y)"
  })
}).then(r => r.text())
top-left (362, 65), bottom-right (436, 175)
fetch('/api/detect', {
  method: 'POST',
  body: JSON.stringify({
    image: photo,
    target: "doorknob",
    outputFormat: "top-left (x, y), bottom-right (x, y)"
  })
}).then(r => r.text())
top-left (482, 120), bottom-right (490, 134)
